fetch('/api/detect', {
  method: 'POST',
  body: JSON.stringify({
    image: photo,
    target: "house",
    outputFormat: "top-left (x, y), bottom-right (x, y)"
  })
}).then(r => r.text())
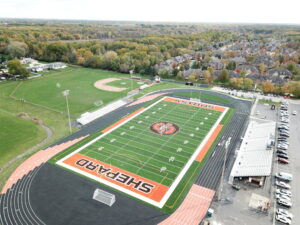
top-left (207, 61), bottom-right (224, 70)
top-left (229, 57), bottom-right (246, 65)
top-left (28, 62), bottom-right (67, 72)
top-left (21, 58), bottom-right (38, 65)
top-left (253, 56), bottom-right (274, 67)
top-left (267, 68), bottom-right (292, 79)
top-left (247, 74), bottom-right (288, 84)
top-left (183, 69), bottom-right (202, 80)
top-left (47, 62), bottom-right (67, 70)
top-left (236, 65), bottom-right (258, 75)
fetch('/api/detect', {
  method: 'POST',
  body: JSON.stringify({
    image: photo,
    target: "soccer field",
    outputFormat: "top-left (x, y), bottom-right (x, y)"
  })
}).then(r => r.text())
top-left (57, 97), bottom-right (228, 207)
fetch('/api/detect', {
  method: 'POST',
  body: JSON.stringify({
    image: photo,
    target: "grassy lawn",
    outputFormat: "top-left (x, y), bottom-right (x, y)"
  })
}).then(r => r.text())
top-left (258, 99), bottom-right (281, 106)
top-left (12, 67), bottom-right (142, 117)
top-left (0, 66), bottom-right (143, 190)
top-left (0, 110), bottom-right (47, 167)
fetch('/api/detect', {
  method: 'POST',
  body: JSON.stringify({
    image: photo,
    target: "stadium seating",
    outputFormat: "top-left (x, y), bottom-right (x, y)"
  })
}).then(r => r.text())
top-left (77, 99), bottom-right (128, 125)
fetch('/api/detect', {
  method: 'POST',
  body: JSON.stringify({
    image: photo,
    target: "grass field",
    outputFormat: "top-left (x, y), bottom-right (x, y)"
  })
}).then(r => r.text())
top-left (12, 67), bottom-right (142, 116)
top-left (55, 96), bottom-right (227, 207)
top-left (0, 66), bottom-right (149, 190)
top-left (0, 111), bottom-right (46, 167)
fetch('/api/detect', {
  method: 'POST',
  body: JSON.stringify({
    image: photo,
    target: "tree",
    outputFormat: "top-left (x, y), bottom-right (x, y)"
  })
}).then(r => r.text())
top-left (261, 82), bottom-right (275, 93)
top-left (219, 69), bottom-right (229, 83)
top-left (258, 64), bottom-right (267, 74)
top-left (158, 69), bottom-right (171, 78)
top-left (191, 61), bottom-right (201, 69)
top-left (189, 73), bottom-right (198, 82)
top-left (291, 82), bottom-right (300, 98)
top-left (202, 70), bottom-right (212, 84)
top-left (243, 78), bottom-right (253, 90)
top-left (226, 61), bottom-right (236, 70)
top-left (7, 59), bottom-right (29, 78)
top-left (6, 42), bottom-right (27, 59)
top-left (176, 71), bottom-right (184, 80)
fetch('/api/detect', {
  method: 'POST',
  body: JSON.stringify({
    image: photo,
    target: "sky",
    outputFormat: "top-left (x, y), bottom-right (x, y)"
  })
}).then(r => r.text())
top-left (1, 0), bottom-right (300, 24)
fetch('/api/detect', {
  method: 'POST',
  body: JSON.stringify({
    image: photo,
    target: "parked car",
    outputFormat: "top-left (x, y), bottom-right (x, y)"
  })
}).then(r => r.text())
top-left (276, 194), bottom-right (291, 202)
top-left (278, 137), bottom-right (288, 141)
top-left (276, 180), bottom-right (291, 189)
top-left (277, 154), bottom-right (289, 160)
top-left (276, 189), bottom-right (292, 197)
top-left (279, 133), bottom-right (290, 138)
top-left (277, 158), bottom-right (289, 164)
top-left (277, 145), bottom-right (288, 150)
top-left (275, 172), bottom-right (293, 181)
top-left (275, 214), bottom-right (292, 224)
top-left (277, 199), bottom-right (292, 208)
top-left (276, 208), bottom-right (293, 219)
top-left (277, 150), bottom-right (287, 154)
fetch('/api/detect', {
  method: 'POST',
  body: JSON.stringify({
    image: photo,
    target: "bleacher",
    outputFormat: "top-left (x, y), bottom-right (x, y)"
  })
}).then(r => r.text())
top-left (77, 99), bottom-right (128, 125)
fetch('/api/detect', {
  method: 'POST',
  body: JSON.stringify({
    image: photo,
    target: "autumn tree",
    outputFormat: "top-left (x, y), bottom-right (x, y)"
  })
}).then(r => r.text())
top-left (8, 59), bottom-right (29, 78)
top-left (219, 69), bottom-right (229, 83)
top-left (261, 82), bottom-right (275, 93)
top-left (258, 64), bottom-right (267, 74)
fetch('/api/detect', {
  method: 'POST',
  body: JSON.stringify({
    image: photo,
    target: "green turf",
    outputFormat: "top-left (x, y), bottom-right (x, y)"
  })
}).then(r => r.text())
top-left (163, 107), bottom-right (234, 213)
top-left (12, 67), bottom-right (142, 117)
top-left (73, 99), bottom-right (222, 186)
top-left (0, 110), bottom-right (47, 167)
top-left (49, 97), bottom-right (233, 213)
top-left (172, 91), bottom-right (231, 105)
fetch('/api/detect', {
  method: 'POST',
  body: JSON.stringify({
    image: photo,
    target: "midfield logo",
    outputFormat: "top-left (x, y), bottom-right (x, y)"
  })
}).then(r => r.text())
top-left (75, 158), bottom-right (154, 194)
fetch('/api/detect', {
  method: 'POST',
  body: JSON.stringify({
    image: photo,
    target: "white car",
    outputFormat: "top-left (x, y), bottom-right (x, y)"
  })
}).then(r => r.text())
top-left (276, 214), bottom-right (292, 224)
top-left (277, 199), bottom-right (292, 208)
top-left (276, 189), bottom-right (292, 197)
top-left (276, 194), bottom-right (291, 202)
top-left (277, 208), bottom-right (293, 219)
top-left (292, 111), bottom-right (297, 115)
top-left (276, 181), bottom-right (291, 189)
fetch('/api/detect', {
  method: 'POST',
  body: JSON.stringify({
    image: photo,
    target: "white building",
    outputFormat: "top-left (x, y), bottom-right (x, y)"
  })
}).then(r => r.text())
top-left (229, 120), bottom-right (276, 186)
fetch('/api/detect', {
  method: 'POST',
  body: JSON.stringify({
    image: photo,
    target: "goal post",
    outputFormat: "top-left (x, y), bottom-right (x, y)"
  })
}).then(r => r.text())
top-left (93, 189), bottom-right (116, 207)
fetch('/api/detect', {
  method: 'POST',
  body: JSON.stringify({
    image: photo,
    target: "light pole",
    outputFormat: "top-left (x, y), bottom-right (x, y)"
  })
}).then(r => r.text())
top-left (62, 90), bottom-right (72, 134)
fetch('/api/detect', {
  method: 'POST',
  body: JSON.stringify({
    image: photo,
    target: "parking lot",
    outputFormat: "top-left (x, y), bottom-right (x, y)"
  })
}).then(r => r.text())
top-left (275, 101), bottom-right (300, 225)
top-left (208, 100), bottom-right (300, 225)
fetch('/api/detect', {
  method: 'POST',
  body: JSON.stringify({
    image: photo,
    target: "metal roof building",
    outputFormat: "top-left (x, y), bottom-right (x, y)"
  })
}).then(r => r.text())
top-left (229, 120), bottom-right (276, 184)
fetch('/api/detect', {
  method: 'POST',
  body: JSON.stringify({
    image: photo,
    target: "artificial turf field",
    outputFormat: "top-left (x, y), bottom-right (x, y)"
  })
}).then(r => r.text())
top-left (56, 96), bottom-right (228, 207)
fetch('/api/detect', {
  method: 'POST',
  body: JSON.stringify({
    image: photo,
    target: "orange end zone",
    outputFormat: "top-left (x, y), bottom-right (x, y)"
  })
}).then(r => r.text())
top-left (63, 153), bottom-right (169, 202)
top-left (164, 96), bottom-right (226, 112)
top-left (101, 107), bottom-right (145, 133)
top-left (195, 124), bottom-right (223, 162)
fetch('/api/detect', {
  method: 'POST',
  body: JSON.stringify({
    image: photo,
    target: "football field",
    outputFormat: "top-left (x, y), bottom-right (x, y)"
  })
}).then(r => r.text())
top-left (57, 97), bottom-right (228, 207)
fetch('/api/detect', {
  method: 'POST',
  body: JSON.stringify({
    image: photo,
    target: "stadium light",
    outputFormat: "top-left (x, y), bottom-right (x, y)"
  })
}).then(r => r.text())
top-left (62, 90), bottom-right (72, 133)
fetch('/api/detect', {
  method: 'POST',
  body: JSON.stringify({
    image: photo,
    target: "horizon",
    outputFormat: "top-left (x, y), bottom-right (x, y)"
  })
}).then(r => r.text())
top-left (1, 0), bottom-right (300, 25)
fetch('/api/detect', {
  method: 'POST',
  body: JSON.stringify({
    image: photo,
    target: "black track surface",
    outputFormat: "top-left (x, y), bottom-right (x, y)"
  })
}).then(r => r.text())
top-left (30, 163), bottom-right (168, 225)
top-left (0, 87), bottom-right (251, 225)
